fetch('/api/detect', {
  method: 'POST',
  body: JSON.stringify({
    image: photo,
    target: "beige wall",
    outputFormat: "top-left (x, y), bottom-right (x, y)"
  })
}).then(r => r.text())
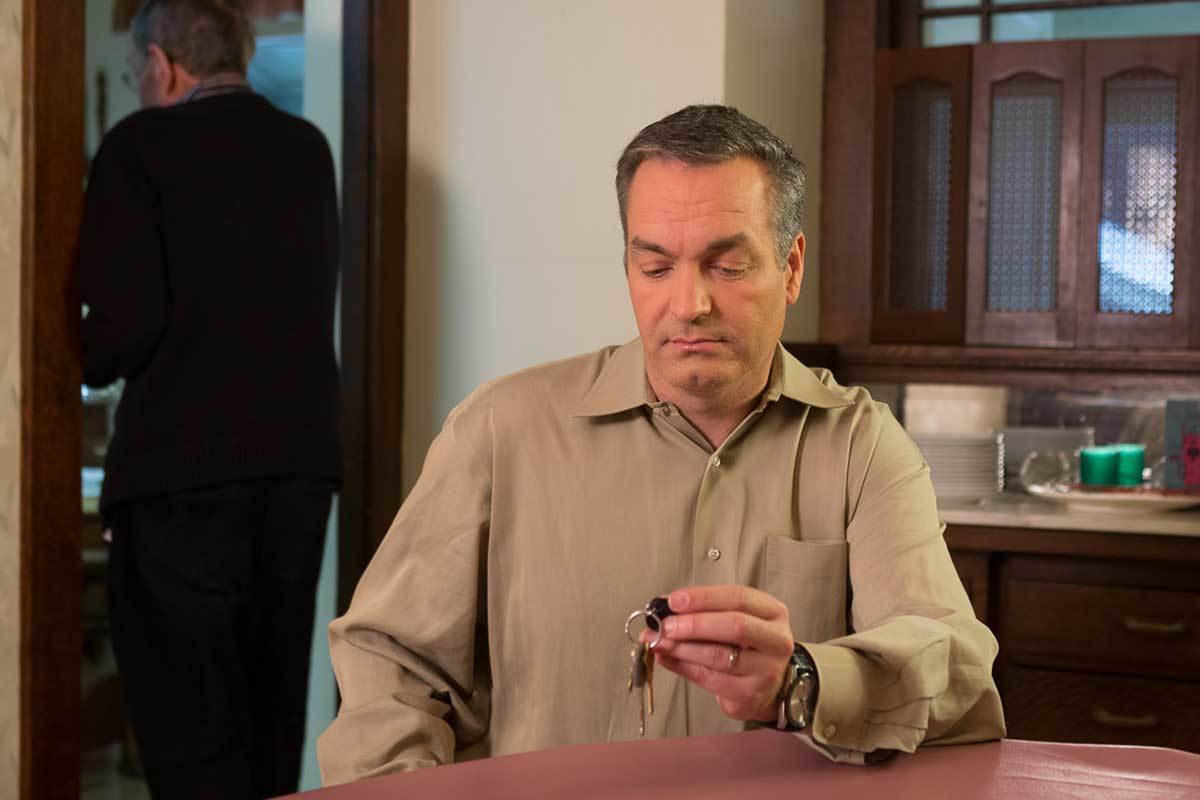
top-left (403, 0), bottom-right (728, 495)
top-left (0, 0), bottom-right (21, 794)
top-left (726, 0), bottom-right (824, 342)
top-left (402, 0), bottom-right (825, 495)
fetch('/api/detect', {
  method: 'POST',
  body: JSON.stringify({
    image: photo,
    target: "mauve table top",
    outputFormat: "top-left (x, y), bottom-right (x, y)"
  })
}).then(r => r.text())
top-left (282, 729), bottom-right (1200, 800)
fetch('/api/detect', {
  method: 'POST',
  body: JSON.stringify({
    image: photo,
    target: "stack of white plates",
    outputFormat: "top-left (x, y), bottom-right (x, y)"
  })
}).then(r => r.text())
top-left (911, 432), bottom-right (1005, 501)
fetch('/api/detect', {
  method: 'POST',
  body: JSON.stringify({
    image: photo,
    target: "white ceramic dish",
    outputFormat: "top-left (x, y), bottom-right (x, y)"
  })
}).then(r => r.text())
top-left (1025, 483), bottom-right (1200, 514)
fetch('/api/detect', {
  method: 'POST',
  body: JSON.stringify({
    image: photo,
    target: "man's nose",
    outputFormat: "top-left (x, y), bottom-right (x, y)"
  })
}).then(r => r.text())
top-left (670, 266), bottom-right (712, 322)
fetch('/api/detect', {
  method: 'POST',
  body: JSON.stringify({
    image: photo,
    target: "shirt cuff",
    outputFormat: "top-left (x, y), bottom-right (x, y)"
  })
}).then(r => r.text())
top-left (800, 641), bottom-right (871, 752)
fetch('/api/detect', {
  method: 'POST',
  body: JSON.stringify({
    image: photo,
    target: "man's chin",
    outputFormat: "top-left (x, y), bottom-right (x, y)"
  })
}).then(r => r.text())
top-left (660, 365), bottom-right (735, 396)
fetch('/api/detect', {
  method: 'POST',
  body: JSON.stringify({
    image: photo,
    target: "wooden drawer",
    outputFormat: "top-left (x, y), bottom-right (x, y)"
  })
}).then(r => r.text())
top-left (1002, 666), bottom-right (1200, 753)
top-left (1002, 578), bottom-right (1200, 679)
top-left (949, 550), bottom-right (989, 622)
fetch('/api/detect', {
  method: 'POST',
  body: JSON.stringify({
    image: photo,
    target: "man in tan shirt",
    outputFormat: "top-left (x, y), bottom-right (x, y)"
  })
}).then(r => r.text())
top-left (318, 105), bottom-right (1005, 784)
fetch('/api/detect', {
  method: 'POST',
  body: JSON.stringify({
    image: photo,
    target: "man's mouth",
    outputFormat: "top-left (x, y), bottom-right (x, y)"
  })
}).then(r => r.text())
top-left (667, 336), bottom-right (725, 352)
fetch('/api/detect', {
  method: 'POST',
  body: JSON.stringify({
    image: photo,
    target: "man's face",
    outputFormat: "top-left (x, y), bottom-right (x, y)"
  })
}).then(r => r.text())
top-left (625, 157), bottom-right (803, 408)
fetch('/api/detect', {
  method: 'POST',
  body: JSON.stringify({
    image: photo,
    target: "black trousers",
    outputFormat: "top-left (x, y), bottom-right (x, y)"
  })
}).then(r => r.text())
top-left (108, 477), bottom-right (334, 800)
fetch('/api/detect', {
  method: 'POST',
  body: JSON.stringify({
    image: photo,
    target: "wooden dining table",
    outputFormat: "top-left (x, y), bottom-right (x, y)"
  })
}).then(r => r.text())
top-left (280, 728), bottom-right (1200, 799)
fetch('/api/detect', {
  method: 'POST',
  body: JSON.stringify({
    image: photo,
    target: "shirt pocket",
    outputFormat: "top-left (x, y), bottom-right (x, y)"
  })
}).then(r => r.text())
top-left (761, 536), bottom-right (849, 645)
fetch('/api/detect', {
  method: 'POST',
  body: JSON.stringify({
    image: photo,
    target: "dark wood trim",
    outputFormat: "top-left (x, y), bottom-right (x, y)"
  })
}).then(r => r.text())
top-left (819, 0), bottom-right (882, 346)
top-left (871, 45), bottom-right (971, 344)
top-left (20, 3), bottom-right (84, 799)
top-left (966, 42), bottom-right (1083, 348)
top-left (338, 0), bottom-right (409, 613)
top-left (781, 342), bottom-right (840, 372)
top-left (1076, 37), bottom-right (1198, 349)
top-left (946, 524), bottom-right (1200, 563)
top-left (886, 0), bottom-right (920, 49)
top-left (833, 343), bottom-right (1200, 390)
top-left (915, 0), bottom-right (1198, 18)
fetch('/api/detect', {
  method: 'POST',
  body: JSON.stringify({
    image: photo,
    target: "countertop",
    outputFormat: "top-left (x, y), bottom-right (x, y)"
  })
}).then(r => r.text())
top-left (939, 491), bottom-right (1200, 538)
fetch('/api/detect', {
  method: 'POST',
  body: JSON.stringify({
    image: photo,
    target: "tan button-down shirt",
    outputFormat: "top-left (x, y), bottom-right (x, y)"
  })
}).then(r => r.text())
top-left (318, 341), bottom-right (1005, 784)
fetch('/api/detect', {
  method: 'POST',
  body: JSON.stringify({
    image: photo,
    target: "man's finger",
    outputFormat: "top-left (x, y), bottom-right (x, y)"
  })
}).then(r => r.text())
top-left (661, 610), bottom-right (792, 658)
top-left (669, 584), bottom-right (787, 621)
top-left (653, 639), bottom-right (764, 675)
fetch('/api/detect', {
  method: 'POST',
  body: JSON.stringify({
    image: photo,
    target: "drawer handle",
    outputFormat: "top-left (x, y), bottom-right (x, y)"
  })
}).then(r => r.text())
top-left (1091, 708), bottom-right (1159, 729)
top-left (1122, 617), bottom-right (1188, 637)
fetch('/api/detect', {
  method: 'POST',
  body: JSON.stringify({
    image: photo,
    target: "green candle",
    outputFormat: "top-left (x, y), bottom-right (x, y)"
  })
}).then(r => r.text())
top-left (1079, 446), bottom-right (1118, 486)
top-left (1114, 443), bottom-right (1145, 487)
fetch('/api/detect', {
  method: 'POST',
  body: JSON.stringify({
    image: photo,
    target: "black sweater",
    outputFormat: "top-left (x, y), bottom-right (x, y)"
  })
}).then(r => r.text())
top-left (79, 92), bottom-right (341, 512)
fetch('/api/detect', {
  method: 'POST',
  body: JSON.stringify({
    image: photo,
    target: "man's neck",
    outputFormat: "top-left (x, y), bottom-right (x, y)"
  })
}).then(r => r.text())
top-left (670, 393), bottom-right (760, 450)
top-left (648, 355), bottom-right (775, 450)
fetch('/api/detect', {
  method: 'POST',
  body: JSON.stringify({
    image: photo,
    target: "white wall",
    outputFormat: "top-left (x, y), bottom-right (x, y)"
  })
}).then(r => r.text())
top-left (404, 0), bottom-right (728, 495)
top-left (85, 0), bottom-right (139, 159)
top-left (402, 0), bottom-right (825, 495)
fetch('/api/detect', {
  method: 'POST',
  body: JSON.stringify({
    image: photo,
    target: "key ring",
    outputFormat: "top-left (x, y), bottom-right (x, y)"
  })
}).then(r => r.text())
top-left (625, 596), bottom-right (675, 648)
top-left (625, 609), bottom-right (662, 648)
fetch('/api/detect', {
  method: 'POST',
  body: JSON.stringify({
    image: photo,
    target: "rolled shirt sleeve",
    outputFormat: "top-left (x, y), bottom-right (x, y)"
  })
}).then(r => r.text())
top-left (318, 389), bottom-right (495, 784)
top-left (802, 408), bottom-right (1005, 757)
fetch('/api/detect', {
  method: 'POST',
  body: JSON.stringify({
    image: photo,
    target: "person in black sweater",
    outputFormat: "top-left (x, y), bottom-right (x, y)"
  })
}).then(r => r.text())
top-left (78, 2), bottom-right (340, 797)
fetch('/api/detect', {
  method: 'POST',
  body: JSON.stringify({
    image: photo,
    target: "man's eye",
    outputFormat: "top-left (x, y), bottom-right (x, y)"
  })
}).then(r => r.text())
top-left (714, 265), bottom-right (746, 277)
top-left (641, 265), bottom-right (671, 278)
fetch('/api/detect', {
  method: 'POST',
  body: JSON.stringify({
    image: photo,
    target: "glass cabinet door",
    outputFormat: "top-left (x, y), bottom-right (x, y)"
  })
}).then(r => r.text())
top-left (872, 46), bottom-right (972, 344)
top-left (966, 41), bottom-right (1082, 347)
top-left (1077, 38), bottom-right (1199, 349)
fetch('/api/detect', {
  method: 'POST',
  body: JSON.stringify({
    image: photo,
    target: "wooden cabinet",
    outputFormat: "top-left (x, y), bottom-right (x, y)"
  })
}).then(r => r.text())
top-left (867, 36), bottom-right (1200, 351)
top-left (946, 524), bottom-right (1200, 753)
top-left (873, 46), bottom-right (971, 344)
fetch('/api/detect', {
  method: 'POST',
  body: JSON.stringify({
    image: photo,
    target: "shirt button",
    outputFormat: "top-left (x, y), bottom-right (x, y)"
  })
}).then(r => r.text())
top-left (824, 723), bottom-right (837, 738)
top-left (707, 547), bottom-right (721, 561)
top-left (710, 455), bottom-right (722, 469)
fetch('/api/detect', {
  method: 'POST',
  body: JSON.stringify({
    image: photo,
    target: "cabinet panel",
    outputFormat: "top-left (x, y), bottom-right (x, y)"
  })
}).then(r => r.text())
top-left (872, 46), bottom-right (971, 344)
top-left (949, 549), bottom-right (990, 623)
top-left (966, 42), bottom-right (1082, 347)
top-left (1002, 665), bottom-right (1200, 752)
top-left (1077, 37), bottom-right (1200, 348)
top-left (1003, 579), bottom-right (1200, 680)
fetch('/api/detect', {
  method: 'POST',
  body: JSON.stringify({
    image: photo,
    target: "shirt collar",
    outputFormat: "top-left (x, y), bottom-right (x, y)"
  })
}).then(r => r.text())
top-left (571, 340), bottom-right (852, 418)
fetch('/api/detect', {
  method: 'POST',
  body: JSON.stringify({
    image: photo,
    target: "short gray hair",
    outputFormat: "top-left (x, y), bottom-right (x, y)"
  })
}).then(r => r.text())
top-left (616, 104), bottom-right (807, 267)
top-left (131, 0), bottom-right (255, 77)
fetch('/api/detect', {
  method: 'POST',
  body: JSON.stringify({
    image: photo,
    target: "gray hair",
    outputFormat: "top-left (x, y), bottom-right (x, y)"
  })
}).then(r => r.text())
top-left (131, 0), bottom-right (255, 77)
top-left (616, 104), bottom-right (807, 267)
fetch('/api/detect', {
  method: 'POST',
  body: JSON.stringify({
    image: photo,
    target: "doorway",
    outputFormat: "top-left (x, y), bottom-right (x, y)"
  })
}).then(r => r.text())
top-left (21, 2), bottom-right (408, 798)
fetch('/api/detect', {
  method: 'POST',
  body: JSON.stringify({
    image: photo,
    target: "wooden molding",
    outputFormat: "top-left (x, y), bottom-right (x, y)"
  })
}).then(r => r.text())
top-left (819, 0), bottom-right (879, 345)
top-left (20, 2), bottom-right (84, 798)
top-left (830, 342), bottom-right (1200, 390)
top-left (338, 0), bottom-right (409, 613)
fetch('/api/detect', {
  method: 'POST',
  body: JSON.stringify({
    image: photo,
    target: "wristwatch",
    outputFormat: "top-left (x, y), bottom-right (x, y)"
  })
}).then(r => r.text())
top-left (776, 643), bottom-right (819, 731)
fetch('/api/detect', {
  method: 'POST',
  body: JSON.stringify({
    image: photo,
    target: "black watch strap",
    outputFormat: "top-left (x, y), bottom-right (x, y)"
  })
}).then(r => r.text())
top-left (776, 643), bottom-right (819, 731)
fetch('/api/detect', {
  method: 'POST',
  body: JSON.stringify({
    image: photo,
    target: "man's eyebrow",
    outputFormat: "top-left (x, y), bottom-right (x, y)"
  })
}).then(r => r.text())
top-left (628, 237), bottom-right (673, 258)
top-left (699, 233), bottom-right (751, 259)
top-left (628, 233), bottom-right (751, 260)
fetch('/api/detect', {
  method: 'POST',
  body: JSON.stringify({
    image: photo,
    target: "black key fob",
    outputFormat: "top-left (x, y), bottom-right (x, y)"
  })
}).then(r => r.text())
top-left (645, 595), bottom-right (675, 631)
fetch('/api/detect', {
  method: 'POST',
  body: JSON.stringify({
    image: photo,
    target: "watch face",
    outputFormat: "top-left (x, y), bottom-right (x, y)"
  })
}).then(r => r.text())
top-left (787, 673), bottom-right (812, 729)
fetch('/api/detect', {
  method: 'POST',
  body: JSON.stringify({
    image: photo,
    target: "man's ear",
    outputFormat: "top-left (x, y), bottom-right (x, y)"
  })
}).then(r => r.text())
top-left (146, 44), bottom-right (173, 85)
top-left (785, 233), bottom-right (805, 305)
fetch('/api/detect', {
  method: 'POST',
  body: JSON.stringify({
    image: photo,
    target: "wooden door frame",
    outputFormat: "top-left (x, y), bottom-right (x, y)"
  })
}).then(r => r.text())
top-left (337, 0), bottom-right (410, 613)
top-left (20, 2), bottom-right (84, 798)
top-left (19, 2), bottom-right (408, 796)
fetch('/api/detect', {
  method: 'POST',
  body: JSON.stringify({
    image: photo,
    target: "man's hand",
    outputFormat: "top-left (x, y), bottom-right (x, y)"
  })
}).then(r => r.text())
top-left (646, 585), bottom-right (794, 723)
